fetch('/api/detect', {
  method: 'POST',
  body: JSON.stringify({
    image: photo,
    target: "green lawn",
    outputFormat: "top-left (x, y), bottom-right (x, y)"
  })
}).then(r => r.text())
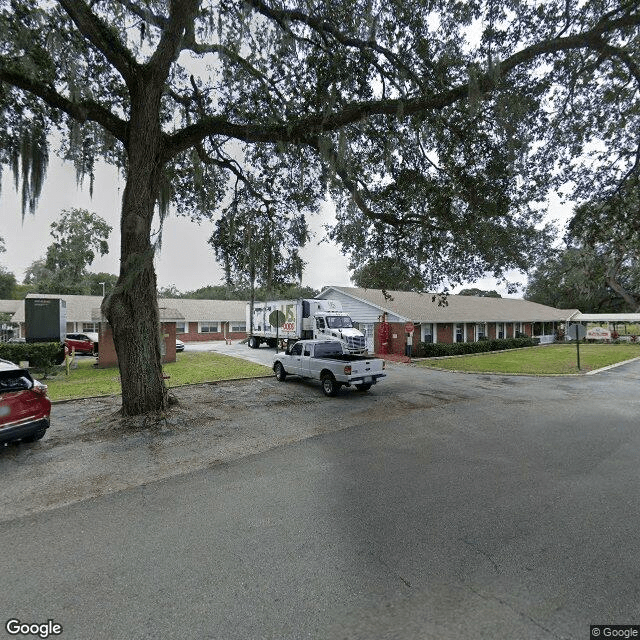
top-left (416, 343), bottom-right (640, 375)
top-left (40, 351), bottom-right (271, 401)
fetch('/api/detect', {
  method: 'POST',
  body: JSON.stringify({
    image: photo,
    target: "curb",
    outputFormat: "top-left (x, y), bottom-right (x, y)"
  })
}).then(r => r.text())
top-left (413, 355), bottom-right (640, 378)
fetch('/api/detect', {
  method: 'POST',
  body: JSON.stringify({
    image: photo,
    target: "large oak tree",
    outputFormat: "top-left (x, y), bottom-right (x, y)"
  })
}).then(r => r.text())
top-left (1, 1), bottom-right (639, 415)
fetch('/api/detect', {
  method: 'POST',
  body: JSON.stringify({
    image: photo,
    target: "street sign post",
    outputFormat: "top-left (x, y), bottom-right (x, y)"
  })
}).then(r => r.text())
top-left (567, 323), bottom-right (587, 370)
top-left (405, 323), bottom-right (414, 358)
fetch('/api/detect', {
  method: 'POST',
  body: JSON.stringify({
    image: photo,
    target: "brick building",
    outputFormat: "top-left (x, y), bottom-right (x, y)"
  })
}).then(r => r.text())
top-left (316, 287), bottom-right (578, 357)
top-left (12, 294), bottom-right (248, 343)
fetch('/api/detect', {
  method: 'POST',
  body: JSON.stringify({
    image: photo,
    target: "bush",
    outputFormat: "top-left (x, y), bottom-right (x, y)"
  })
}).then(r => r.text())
top-left (0, 341), bottom-right (65, 376)
top-left (415, 336), bottom-right (537, 358)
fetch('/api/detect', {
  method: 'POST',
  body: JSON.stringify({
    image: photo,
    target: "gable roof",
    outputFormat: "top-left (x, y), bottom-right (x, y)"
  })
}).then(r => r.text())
top-left (0, 300), bottom-right (22, 316)
top-left (12, 294), bottom-right (247, 323)
top-left (318, 286), bottom-right (577, 323)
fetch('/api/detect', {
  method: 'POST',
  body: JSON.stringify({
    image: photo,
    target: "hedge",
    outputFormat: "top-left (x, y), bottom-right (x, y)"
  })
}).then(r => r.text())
top-left (0, 342), bottom-right (65, 372)
top-left (414, 336), bottom-right (539, 358)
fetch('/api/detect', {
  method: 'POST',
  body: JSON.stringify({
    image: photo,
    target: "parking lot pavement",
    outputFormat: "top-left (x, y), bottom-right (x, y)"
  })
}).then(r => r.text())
top-left (184, 339), bottom-right (280, 367)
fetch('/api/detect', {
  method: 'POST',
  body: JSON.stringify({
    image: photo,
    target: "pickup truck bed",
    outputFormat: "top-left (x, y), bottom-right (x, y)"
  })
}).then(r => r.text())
top-left (272, 339), bottom-right (386, 396)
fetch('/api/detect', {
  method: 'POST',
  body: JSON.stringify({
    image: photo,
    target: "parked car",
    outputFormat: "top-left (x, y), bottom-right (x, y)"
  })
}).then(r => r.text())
top-left (176, 339), bottom-right (185, 352)
top-left (65, 332), bottom-right (99, 355)
top-left (0, 359), bottom-right (51, 444)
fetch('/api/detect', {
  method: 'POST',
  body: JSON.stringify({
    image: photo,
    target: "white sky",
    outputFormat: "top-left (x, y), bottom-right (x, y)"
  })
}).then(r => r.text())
top-left (0, 157), bottom-right (355, 292)
top-left (0, 156), bottom-right (568, 296)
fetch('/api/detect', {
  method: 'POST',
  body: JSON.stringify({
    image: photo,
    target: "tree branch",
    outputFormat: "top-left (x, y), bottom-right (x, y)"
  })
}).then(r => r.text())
top-left (194, 141), bottom-right (275, 207)
top-left (115, 0), bottom-right (168, 29)
top-left (0, 65), bottom-right (128, 143)
top-left (146, 0), bottom-right (199, 84)
top-left (164, 12), bottom-right (640, 157)
top-left (244, 0), bottom-right (426, 88)
top-left (57, 0), bottom-right (139, 87)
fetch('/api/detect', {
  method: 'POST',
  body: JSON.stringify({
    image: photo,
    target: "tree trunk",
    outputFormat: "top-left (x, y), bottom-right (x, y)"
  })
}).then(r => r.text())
top-left (605, 272), bottom-right (639, 313)
top-left (102, 89), bottom-right (168, 416)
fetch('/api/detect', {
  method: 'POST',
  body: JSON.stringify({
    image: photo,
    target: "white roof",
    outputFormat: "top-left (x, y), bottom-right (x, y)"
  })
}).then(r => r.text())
top-left (570, 312), bottom-right (640, 322)
top-left (0, 300), bottom-right (21, 315)
top-left (13, 294), bottom-right (247, 323)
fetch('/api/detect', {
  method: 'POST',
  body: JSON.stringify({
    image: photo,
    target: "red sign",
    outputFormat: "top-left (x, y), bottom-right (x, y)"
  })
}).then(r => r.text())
top-left (405, 323), bottom-right (415, 333)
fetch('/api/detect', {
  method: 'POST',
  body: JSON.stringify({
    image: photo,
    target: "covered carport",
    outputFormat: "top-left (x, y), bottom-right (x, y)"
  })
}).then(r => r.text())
top-left (567, 312), bottom-right (640, 340)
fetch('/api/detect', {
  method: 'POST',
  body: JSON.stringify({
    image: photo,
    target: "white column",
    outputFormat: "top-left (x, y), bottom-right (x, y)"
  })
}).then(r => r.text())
top-left (433, 322), bottom-right (438, 344)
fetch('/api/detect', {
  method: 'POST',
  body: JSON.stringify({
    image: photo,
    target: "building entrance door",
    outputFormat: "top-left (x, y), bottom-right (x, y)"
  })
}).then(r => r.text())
top-left (361, 323), bottom-right (375, 353)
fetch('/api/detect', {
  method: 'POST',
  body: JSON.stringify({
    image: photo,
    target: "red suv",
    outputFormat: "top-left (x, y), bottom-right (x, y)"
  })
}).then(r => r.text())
top-left (0, 359), bottom-right (51, 444)
top-left (65, 332), bottom-right (99, 355)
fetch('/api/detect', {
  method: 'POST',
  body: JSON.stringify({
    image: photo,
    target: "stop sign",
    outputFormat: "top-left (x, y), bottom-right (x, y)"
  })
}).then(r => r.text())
top-left (405, 323), bottom-right (415, 333)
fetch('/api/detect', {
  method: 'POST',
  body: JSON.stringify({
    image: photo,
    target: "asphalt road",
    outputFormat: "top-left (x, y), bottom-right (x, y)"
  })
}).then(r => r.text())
top-left (2, 359), bottom-right (640, 640)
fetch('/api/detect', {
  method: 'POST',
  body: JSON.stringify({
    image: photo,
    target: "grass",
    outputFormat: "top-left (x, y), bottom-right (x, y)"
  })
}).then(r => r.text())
top-left (416, 343), bottom-right (640, 375)
top-left (39, 351), bottom-right (271, 401)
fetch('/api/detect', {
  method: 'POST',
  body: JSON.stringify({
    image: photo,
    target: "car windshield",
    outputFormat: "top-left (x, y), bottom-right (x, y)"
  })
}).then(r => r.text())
top-left (326, 316), bottom-right (353, 329)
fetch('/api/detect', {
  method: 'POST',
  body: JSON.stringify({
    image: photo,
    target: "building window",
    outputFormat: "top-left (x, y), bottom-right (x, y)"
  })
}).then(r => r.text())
top-left (455, 324), bottom-right (464, 343)
top-left (199, 322), bottom-right (219, 333)
top-left (476, 323), bottom-right (487, 340)
top-left (230, 322), bottom-right (246, 332)
top-left (175, 321), bottom-right (187, 334)
top-left (83, 322), bottom-right (99, 332)
top-left (422, 323), bottom-right (433, 343)
top-left (498, 323), bottom-right (505, 339)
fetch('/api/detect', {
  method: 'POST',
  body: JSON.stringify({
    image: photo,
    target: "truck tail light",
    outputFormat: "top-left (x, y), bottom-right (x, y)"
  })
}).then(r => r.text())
top-left (344, 365), bottom-right (352, 375)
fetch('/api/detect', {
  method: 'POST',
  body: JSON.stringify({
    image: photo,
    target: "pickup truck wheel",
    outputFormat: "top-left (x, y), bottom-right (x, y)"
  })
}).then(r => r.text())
top-left (321, 373), bottom-right (339, 397)
top-left (355, 383), bottom-right (372, 392)
top-left (274, 362), bottom-right (287, 382)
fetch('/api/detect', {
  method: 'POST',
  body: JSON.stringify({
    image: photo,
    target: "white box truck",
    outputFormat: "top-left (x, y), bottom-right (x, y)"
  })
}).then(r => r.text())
top-left (246, 299), bottom-right (367, 354)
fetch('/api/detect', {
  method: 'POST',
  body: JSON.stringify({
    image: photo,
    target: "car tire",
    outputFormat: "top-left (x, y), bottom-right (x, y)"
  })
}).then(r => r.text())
top-left (355, 383), bottom-right (372, 392)
top-left (274, 362), bottom-right (287, 382)
top-left (321, 373), bottom-right (339, 397)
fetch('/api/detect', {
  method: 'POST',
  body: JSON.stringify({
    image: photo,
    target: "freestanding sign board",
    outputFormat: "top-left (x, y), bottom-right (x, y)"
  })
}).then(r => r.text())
top-left (567, 324), bottom-right (587, 370)
top-left (25, 297), bottom-right (66, 343)
top-left (567, 324), bottom-right (586, 340)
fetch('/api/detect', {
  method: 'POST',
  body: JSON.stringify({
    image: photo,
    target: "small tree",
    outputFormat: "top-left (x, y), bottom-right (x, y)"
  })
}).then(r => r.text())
top-left (23, 209), bottom-right (112, 295)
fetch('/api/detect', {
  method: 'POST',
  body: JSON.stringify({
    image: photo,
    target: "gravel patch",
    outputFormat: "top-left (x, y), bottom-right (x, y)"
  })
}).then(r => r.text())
top-left (0, 377), bottom-right (380, 522)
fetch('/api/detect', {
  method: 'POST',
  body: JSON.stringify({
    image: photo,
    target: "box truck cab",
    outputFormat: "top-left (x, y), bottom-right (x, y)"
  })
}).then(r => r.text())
top-left (247, 299), bottom-right (367, 354)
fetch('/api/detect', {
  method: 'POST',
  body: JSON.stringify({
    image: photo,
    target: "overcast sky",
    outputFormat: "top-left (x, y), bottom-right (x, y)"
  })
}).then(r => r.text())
top-left (1, 156), bottom-right (565, 296)
top-left (1, 157), bottom-right (356, 293)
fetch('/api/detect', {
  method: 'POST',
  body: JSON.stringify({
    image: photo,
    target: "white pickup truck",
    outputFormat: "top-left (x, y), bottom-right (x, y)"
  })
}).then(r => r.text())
top-left (272, 339), bottom-right (386, 396)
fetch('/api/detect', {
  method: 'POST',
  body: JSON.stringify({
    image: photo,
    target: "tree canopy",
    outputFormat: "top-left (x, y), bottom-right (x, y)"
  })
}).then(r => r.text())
top-left (457, 288), bottom-right (502, 298)
top-left (23, 208), bottom-right (113, 295)
top-left (2, 1), bottom-right (639, 414)
top-left (526, 184), bottom-right (640, 312)
top-left (351, 257), bottom-right (424, 291)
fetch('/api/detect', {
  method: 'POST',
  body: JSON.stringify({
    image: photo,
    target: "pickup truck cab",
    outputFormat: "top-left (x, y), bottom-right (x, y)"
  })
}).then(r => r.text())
top-left (272, 339), bottom-right (386, 396)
